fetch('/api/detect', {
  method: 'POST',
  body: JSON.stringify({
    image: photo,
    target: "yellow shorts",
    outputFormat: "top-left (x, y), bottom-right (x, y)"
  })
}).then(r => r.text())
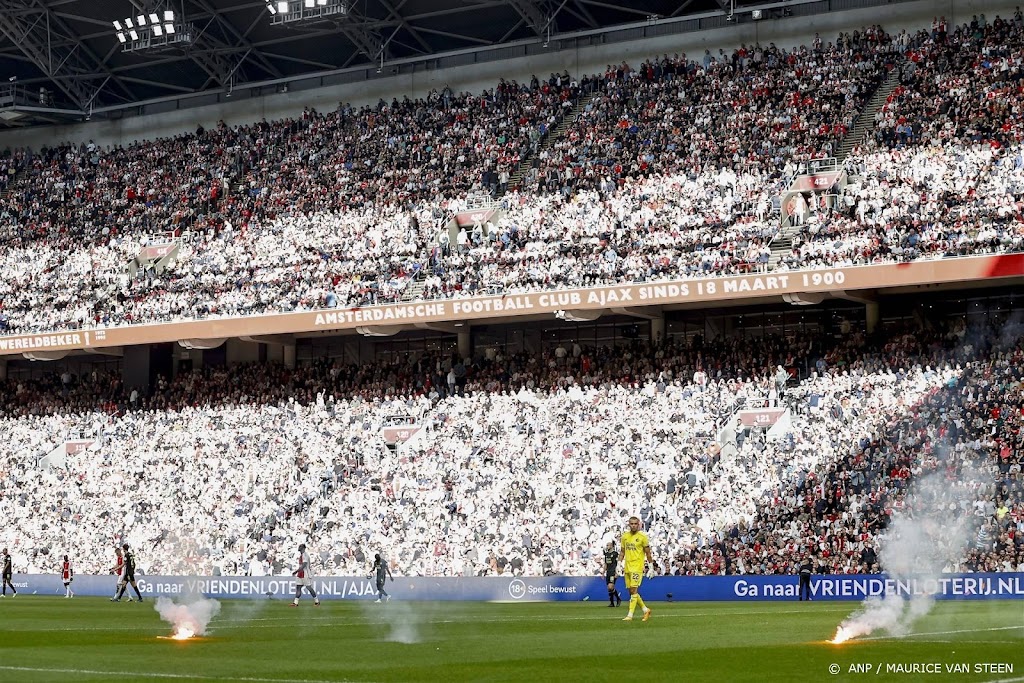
top-left (624, 571), bottom-right (643, 590)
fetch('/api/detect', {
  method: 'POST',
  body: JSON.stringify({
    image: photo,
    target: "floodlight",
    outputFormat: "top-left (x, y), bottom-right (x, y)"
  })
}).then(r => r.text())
top-left (114, 5), bottom-right (192, 52)
top-left (266, 2), bottom-right (276, 13)
top-left (270, 0), bottom-right (347, 26)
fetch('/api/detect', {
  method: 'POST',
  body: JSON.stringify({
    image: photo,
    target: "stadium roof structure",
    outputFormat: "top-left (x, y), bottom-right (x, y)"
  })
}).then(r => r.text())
top-left (0, 0), bottom-right (906, 128)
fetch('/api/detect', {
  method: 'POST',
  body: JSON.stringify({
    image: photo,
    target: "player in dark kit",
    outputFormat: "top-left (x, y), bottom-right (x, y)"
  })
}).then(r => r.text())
top-left (1, 548), bottom-right (15, 597)
top-left (372, 553), bottom-right (394, 603)
top-left (602, 542), bottom-right (622, 607)
top-left (113, 543), bottom-right (144, 602)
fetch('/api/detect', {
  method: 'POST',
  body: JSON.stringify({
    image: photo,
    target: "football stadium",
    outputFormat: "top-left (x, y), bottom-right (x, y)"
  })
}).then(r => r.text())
top-left (0, 0), bottom-right (1022, 680)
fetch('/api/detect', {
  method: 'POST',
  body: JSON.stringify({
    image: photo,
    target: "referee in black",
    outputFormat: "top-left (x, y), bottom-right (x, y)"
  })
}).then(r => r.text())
top-left (1, 548), bottom-right (16, 597)
top-left (797, 555), bottom-right (813, 601)
top-left (603, 542), bottom-right (622, 607)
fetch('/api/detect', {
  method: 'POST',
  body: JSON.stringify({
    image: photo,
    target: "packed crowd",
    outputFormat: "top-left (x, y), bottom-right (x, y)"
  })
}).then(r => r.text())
top-left (527, 25), bottom-right (899, 194)
top-left (0, 319), bottom-right (1020, 578)
top-left (3, 76), bottom-right (581, 243)
top-left (0, 149), bottom-right (24, 195)
top-left (778, 142), bottom-right (1024, 268)
top-left (685, 328), bottom-right (1024, 576)
top-left (778, 14), bottom-right (1024, 269)
top-left (0, 75), bottom-right (583, 331)
top-left (415, 173), bottom-right (781, 300)
top-left (4, 20), bottom-right (1024, 334)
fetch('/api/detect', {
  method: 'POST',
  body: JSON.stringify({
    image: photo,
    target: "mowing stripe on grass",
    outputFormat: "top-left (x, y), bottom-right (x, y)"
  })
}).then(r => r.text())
top-left (0, 665), bottom-right (366, 683)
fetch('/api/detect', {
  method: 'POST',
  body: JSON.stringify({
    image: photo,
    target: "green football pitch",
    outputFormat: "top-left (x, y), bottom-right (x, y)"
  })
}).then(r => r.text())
top-left (0, 597), bottom-right (1021, 682)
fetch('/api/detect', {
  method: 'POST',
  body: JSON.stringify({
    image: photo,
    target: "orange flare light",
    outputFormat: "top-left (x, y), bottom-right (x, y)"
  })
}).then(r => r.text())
top-left (831, 626), bottom-right (853, 644)
top-left (171, 625), bottom-right (195, 640)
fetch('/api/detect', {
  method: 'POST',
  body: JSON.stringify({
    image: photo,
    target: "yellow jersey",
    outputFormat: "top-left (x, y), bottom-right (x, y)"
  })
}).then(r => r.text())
top-left (620, 530), bottom-right (650, 573)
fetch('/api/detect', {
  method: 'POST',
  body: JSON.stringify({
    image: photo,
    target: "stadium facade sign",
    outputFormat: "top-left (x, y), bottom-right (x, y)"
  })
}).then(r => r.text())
top-left (0, 254), bottom-right (1021, 357)
top-left (738, 408), bottom-right (787, 427)
top-left (788, 170), bottom-right (844, 193)
top-left (9, 573), bottom-right (1024, 602)
top-left (138, 243), bottom-right (176, 260)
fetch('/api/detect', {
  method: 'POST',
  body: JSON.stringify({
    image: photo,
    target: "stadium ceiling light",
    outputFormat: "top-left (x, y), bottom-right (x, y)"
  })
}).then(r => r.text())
top-left (269, 0), bottom-right (347, 26)
top-left (114, 4), bottom-right (192, 53)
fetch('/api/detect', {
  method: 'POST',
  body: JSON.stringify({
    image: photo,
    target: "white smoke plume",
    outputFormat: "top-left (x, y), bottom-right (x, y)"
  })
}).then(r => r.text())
top-left (379, 601), bottom-right (422, 644)
top-left (834, 464), bottom-right (981, 642)
top-left (359, 595), bottom-right (447, 644)
top-left (219, 597), bottom-right (269, 623)
top-left (155, 595), bottom-right (222, 638)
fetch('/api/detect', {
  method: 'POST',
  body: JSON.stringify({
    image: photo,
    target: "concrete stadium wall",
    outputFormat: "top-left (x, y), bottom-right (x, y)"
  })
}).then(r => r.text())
top-left (0, 0), bottom-right (1017, 151)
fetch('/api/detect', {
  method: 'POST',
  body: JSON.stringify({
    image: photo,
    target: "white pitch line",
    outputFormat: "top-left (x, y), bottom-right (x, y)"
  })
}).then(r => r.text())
top-left (980, 677), bottom-right (1024, 683)
top-left (861, 625), bottom-right (1024, 641)
top-left (16, 605), bottom-right (854, 632)
top-left (892, 640), bottom-right (1022, 645)
top-left (0, 666), bottom-right (367, 683)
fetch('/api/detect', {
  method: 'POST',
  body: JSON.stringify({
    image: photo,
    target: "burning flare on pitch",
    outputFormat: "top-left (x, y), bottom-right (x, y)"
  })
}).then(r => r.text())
top-left (155, 595), bottom-right (221, 641)
top-left (171, 625), bottom-right (196, 640)
top-left (831, 626), bottom-right (854, 644)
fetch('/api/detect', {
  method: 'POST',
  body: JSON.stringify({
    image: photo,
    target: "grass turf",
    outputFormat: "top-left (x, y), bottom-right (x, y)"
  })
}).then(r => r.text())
top-left (0, 597), bottom-right (1020, 682)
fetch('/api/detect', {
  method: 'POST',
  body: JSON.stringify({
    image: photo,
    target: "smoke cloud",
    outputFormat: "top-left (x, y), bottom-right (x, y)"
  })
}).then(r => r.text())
top-left (359, 597), bottom-right (443, 644)
top-left (835, 464), bottom-right (981, 641)
top-left (155, 594), bottom-right (222, 637)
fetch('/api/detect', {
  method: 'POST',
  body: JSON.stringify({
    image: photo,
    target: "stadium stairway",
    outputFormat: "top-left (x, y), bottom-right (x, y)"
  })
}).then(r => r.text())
top-left (767, 53), bottom-right (911, 268)
top-left (835, 54), bottom-right (911, 163)
top-left (401, 269), bottom-right (429, 302)
top-left (400, 209), bottom-right (458, 302)
top-left (0, 163), bottom-right (29, 202)
top-left (505, 91), bottom-right (598, 192)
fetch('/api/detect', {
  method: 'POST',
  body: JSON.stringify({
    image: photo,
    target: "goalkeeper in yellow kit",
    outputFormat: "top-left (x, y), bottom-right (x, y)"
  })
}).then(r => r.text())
top-left (619, 516), bottom-right (656, 622)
